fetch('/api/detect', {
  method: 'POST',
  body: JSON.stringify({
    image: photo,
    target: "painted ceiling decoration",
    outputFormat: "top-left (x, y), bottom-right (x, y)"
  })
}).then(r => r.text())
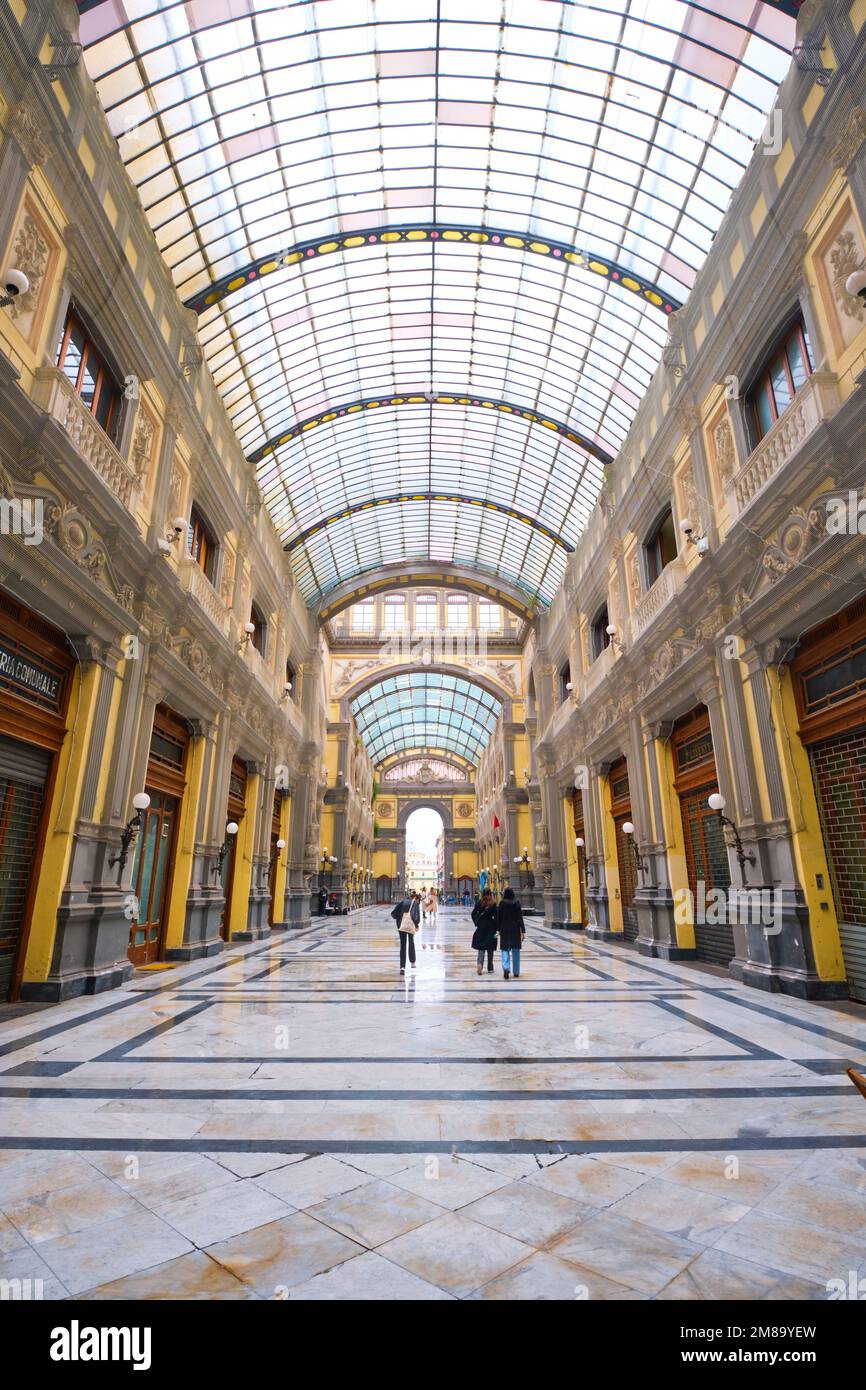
top-left (80, 0), bottom-right (795, 614)
top-left (351, 671), bottom-right (502, 762)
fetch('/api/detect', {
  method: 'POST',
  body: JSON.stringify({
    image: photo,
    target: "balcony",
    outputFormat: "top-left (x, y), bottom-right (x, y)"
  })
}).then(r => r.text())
top-left (33, 367), bottom-right (140, 514)
top-left (632, 554), bottom-right (684, 640)
top-left (733, 372), bottom-right (840, 514)
top-left (581, 642), bottom-right (615, 700)
top-left (178, 555), bottom-right (230, 638)
top-left (245, 641), bottom-right (276, 695)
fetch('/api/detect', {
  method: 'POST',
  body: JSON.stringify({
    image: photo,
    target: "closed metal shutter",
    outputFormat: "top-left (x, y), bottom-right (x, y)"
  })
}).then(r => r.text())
top-left (614, 815), bottom-right (638, 941)
top-left (0, 735), bottom-right (52, 999)
top-left (681, 783), bottom-right (736, 967)
top-left (808, 729), bottom-right (866, 1003)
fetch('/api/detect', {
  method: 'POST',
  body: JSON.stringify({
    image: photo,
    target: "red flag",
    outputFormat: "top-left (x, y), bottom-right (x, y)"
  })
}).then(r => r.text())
top-left (493, 815), bottom-right (500, 829)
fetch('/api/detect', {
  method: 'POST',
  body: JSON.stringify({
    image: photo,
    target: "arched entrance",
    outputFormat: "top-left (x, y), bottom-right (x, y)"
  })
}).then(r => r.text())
top-left (404, 807), bottom-right (444, 894)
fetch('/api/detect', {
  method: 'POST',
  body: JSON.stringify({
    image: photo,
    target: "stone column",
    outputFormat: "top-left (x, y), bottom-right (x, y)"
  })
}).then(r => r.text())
top-left (37, 638), bottom-right (136, 1000)
top-left (536, 749), bottom-right (570, 927)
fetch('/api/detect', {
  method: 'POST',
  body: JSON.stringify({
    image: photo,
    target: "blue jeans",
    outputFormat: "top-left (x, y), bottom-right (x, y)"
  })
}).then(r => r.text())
top-left (502, 947), bottom-right (521, 976)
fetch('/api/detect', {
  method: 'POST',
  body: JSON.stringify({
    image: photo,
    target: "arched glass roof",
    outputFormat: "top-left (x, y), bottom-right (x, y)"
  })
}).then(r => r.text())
top-left (80, 0), bottom-right (795, 607)
top-left (351, 672), bottom-right (502, 762)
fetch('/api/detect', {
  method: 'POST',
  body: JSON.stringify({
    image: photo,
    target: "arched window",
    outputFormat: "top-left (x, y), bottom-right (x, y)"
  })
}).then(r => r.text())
top-left (644, 506), bottom-right (677, 588)
top-left (447, 594), bottom-right (469, 629)
top-left (415, 593), bottom-right (438, 630)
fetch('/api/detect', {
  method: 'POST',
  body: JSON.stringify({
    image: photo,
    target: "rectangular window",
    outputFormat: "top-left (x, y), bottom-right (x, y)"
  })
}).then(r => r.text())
top-left (56, 308), bottom-right (122, 439)
top-left (383, 596), bottom-right (406, 631)
top-left (414, 594), bottom-right (438, 630)
top-left (644, 508), bottom-right (678, 588)
top-left (447, 596), bottom-right (469, 629)
top-left (188, 506), bottom-right (216, 582)
top-left (351, 599), bottom-right (375, 632)
top-left (747, 317), bottom-right (813, 444)
top-left (478, 600), bottom-right (501, 631)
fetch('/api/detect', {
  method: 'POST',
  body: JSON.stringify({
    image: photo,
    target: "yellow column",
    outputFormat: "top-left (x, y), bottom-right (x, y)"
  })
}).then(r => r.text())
top-left (228, 769), bottom-right (260, 939)
top-left (23, 662), bottom-right (102, 983)
top-left (599, 773), bottom-right (624, 935)
top-left (164, 732), bottom-right (206, 951)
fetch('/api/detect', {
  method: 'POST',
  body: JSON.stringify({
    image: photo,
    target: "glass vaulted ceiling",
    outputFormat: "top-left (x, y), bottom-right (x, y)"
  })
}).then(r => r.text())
top-left (351, 672), bottom-right (502, 762)
top-left (80, 0), bottom-right (795, 608)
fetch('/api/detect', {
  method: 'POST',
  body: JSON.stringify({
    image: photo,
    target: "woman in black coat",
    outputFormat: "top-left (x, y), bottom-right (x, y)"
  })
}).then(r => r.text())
top-left (496, 887), bottom-right (526, 978)
top-left (471, 890), bottom-right (498, 975)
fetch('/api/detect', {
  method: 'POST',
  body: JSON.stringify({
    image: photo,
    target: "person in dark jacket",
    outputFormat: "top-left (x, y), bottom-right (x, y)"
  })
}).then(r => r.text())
top-left (496, 887), bottom-right (525, 978)
top-left (391, 891), bottom-right (421, 975)
top-left (471, 889), bottom-right (498, 975)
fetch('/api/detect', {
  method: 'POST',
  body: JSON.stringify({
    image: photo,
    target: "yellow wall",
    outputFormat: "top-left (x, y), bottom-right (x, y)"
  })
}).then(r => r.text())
top-left (656, 740), bottom-right (696, 951)
top-left (599, 773), bottom-right (624, 935)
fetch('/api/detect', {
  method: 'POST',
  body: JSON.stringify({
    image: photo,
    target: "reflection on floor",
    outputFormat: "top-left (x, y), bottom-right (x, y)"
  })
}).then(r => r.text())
top-left (1, 907), bottom-right (866, 1300)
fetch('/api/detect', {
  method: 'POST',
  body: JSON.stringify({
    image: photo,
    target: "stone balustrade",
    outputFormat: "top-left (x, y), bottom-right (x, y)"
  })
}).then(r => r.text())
top-left (34, 367), bottom-right (141, 513)
top-left (732, 372), bottom-right (840, 513)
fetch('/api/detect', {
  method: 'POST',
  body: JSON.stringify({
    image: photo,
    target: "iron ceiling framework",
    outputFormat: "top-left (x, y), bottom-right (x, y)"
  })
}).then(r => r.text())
top-left (80, 0), bottom-right (795, 613)
top-left (351, 671), bottom-right (502, 762)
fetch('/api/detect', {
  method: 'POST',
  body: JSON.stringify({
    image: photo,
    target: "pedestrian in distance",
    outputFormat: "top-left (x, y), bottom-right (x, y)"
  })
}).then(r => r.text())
top-left (471, 888), bottom-right (498, 975)
top-left (497, 886), bottom-right (526, 978)
top-left (391, 891), bottom-right (421, 975)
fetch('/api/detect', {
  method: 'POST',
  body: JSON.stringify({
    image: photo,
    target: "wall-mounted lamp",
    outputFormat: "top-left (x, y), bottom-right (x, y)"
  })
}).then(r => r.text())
top-left (280, 681), bottom-right (293, 701)
top-left (846, 268), bottom-right (866, 303)
top-left (576, 835), bottom-right (594, 882)
top-left (680, 517), bottom-right (709, 557)
top-left (109, 791), bottom-right (151, 871)
top-left (212, 821), bottom-right (239, 878)
top-left (157, 515), bottom-right (189, 555)
top-left (237, 621), bottom-right (256, 651)
top-left (708, 793), bottom-right (755, 883)
top-left (621, 821), bottom-right (647, 876)
top-left (606, 623), bottom-right (625, 653)
top-left (0, 267), bottom-right (30, 310)
top-left (271, 837), bottom-right (286, 869)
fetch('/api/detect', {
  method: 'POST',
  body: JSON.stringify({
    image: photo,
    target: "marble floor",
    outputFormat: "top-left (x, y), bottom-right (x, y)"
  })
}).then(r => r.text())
top-left (1, 907), bottom-right (866, 1300)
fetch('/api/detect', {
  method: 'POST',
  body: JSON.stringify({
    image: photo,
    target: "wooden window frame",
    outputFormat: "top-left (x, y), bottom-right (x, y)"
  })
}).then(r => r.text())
top-left (188, 505), bottom-right (218, 582)
top-left (792, 603), bottom-right (866, 745)
top-left (643, 505), bottom-right (677, 588)
top-left (55, 305), bottom-right (122, 439)
top-left (590, 604), bottom-right (610, 661)
top-left (249, 602), bottom-right (266, 656)
top-left (746, 315), bottom-right (813, 445)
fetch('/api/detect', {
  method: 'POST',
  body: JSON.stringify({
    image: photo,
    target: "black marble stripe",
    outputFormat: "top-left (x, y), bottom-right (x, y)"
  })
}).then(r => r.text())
top-left (0, 1084), bottom-right (853, 1101)
top-left (1, 1135), bottom-right (865, 1154)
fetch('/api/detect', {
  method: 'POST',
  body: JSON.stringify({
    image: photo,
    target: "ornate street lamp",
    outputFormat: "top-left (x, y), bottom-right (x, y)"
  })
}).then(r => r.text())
top-left (708, 793), bottom-right (755, 884)
top-left (213, 821), bottom-right (239, 878)
top-left (109, 791), bottom-right (150, 871)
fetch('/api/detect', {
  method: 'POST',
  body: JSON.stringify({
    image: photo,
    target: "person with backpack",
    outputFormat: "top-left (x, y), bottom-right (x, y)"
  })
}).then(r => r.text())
top-left (497, 886), bottom-right (526, 978)
top-left (391, 890), bottom-right (421, 975)
top-left (471, 889), bottom-right (498, 975)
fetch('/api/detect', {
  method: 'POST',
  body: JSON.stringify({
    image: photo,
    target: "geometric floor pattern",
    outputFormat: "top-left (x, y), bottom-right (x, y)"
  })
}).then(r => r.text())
top-left (1, 908), bottom-right (865, 1299)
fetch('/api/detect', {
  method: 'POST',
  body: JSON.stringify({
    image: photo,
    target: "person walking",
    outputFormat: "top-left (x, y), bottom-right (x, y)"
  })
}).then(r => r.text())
top-left (497, 886), bottom-right (526, 979)
top-left (471, 888), bottom-right (498, 975)
top-left (427, 888), bottom-right (438, 928)
top-left (391, 891), bottom-right (421, 975)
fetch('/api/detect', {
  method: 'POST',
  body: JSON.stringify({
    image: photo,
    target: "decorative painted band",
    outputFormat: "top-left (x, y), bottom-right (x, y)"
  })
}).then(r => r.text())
top-left (282, 493), bottom-right (575, 555)
top-left (249, 391), bottom-right (614, 467)
top-left (185, 222), bottom-right (683, 316)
